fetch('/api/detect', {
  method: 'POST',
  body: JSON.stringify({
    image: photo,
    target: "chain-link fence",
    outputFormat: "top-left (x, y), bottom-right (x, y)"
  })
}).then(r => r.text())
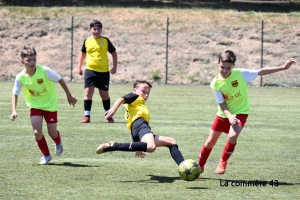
top-left (1, 17), bottom-right (300, 86)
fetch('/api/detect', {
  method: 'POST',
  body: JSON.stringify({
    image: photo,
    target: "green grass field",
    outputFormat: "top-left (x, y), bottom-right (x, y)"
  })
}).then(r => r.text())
top-left (0, 82), bottom-right (299, 199)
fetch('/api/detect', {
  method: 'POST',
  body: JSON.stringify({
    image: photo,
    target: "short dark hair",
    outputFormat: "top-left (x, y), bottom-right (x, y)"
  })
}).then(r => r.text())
top-left (90, 20), bottom-right (102, 29)
top-left (218, 50), bottom-right (236, 64)
top-left (133, 80), bottom-right (152, 89)
top-left (21, 46), bottom-right (37, 59)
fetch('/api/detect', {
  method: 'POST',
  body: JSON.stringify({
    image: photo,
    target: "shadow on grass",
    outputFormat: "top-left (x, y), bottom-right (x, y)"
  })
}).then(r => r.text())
top-left (119, 174), bottom-right (208, 189)
top-left (48, 162), bottom-right (100, 167)
top-left (201, 177), bottom-right (300, 186)
top-left (147, 174), bottom-right (181, 183)
top-left (186, 186), bottom-right (209, 190)
top-left (100, 121), bottom-right (126, 124)
top-left (119, 174), bottom-right (180, 183)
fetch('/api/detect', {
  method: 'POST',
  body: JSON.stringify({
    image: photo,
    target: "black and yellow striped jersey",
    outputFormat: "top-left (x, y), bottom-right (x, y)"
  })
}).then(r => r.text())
top-left (122, 93), bottom-right (150, 131)
top-left (81, 36), bottom-right (116, 72)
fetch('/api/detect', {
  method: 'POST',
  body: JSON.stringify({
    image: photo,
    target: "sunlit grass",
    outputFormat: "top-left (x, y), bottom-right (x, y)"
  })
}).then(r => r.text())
top-left (0, 82), bottom-right (299, 199)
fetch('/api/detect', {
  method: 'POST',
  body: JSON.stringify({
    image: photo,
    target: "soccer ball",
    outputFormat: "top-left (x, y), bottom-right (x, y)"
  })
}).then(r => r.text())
top-left (178, 159), bottom-right (201, 181)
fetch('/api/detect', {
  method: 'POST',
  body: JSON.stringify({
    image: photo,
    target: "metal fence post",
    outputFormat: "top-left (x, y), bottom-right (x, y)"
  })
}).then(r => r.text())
top-left (70, 16), bottom-right (74, 82)
top-left (165, 17), bottom-right (169, 84)
top-left (260, 20), bottom-right (264, 87)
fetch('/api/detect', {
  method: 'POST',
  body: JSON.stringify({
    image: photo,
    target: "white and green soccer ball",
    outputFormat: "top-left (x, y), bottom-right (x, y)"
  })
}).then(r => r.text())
top-left (178, 159), bottom-right (201, 181)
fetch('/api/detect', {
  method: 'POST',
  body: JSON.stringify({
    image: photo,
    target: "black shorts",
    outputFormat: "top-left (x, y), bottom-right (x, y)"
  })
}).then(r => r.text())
top-left (131, 118), bottom-right (155, 142)
top-left (84, 69), bottom-right (110, 91)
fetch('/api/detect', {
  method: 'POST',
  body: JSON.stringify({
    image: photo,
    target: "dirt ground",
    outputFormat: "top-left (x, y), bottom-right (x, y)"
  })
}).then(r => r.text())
top-left (0, 7), bottom-right (300, 86)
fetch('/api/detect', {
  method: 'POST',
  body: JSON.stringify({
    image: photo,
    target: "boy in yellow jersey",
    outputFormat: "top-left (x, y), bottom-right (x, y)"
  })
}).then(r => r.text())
top-left (198, 50), bottom-right (297, 175)
top-left (77, 20), bottom-right (118, 123)
top-left (10, 46), bottom-right (77, 165)
top-left (96, 80), bottom-right (185, 166)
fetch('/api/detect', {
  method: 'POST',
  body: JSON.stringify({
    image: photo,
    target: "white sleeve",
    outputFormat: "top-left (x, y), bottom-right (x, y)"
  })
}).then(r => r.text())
top-left (12, 79), bottom-right (22, 95)
top-left (44, 66), bottom-right (61, 82)
top-left (238, 68), bottom-right (259, 82)
top-left (211, 88), bottom-right (224, 104)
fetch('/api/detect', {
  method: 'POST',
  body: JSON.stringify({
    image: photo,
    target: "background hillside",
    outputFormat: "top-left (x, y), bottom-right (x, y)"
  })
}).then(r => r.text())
top-left (0, 6), bottom-right (300, 86)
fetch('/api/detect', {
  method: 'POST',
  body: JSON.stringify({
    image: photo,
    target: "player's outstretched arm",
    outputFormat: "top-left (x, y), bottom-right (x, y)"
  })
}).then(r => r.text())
top-left (58, 79), bottom-right (77, 107)
top-left (258, 58), bottom-right (297, 76)
top-left (105, 97), bottom-right (125, 119)
top-left (11, 94), bottom-right (18, 121)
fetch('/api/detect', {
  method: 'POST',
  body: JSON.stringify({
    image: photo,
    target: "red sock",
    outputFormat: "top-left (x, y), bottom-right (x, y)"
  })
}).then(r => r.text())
top-left (36, 135), bottom-right (50, 156)
top-left (220, 141), bottom-right (236, 162)
top-left (52, 131), bottom-right (61, 144)
top-left (198, 145), bottom-right (212, 167)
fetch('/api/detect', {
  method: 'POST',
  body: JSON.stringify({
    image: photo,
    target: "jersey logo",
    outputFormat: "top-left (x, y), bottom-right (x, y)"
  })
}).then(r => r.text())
top-left (223, 91), bottom-right (242, 101)
top-left (37, 78), bottom-right (44, 85)
top-left (29, 87), bottom-right (48, 96)
top-left (99, 41), bottom-right (104, 46)
top-left (231, 80), bottom-right (238, 87)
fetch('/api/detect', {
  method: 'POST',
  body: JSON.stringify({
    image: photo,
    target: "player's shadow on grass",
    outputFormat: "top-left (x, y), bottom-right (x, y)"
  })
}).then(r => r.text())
top-left (120, 174), bottom-right (209, 189)
top-left (101, 121), bottom-right (126, 124)
top-left (202, 177), bottom-right (300, 186)
top-left (48, 162), bottom-right (100, 167)
top-left (147, 174), bottom-right (181, 183)
top-left (119, 174), bottom-right (179, 183)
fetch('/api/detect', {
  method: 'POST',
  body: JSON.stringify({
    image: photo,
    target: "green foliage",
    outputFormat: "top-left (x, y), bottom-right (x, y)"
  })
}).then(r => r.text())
top-left (151, 71), bottom-right (161, 81)
top-left (0, 83), bottom-right (299, 199)
top-left (187, 75), bottom-right (196, 83)
top-left (41, 12), bottom-right (50, 20)
top-left (246, 11), bottom-right (255, 16)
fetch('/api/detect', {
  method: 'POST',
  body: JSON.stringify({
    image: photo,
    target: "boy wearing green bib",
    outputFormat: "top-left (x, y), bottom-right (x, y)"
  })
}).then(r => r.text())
top-left (10, 46), bottom-right (77, 165)
top-left (197, 50), bottom-right (296, 175)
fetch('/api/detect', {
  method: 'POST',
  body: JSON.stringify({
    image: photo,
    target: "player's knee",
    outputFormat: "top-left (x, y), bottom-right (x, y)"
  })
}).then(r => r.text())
top-left (168, 144), bottom-right (179, 152)
top-left (169, 138), bottom-right (177, 145)
top-left (147, 145), bottom-right (156, 153)
top-left (33, 130), bottom-right (43, 140)
top-left (34, 130), bottom-right (41, 135)
top-left (228, 137), bottom-right (238, 144)
top-left (204, 140), bottom-right (216, 149)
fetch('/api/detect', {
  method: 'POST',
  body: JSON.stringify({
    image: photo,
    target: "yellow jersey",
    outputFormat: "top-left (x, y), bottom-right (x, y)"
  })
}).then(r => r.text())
top-left (123, 93), bottom-right (150, 131)
top-left (81, 36), bottom-right (116, 72)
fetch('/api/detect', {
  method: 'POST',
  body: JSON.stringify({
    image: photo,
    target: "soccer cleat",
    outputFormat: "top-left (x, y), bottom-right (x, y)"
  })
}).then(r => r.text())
top-left (215, 161), bottom-right (227, 175)
top-left (107, 117), bottom-right (114, 123)
top-left (39, 155), bottom-right (52, 165)
top-left (81, 117), bottom-right (90, 123)
top-left (96, 141), bottom-right (115, 154)
top-left (55, 142), bottom-right (63, 156)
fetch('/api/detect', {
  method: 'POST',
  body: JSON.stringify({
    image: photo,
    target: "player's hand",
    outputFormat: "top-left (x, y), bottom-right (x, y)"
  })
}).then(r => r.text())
top-left (68, 95), bottom-right (77, 107)
top-left (228, 114), bottom-right (239, 125)
top-left (78, 68), bottom-right (83, 75)
top-left (284, 58), bottom-right (297, 70)
top-left (105, 109), bottom-right (116, 119)
top-left (10, 112), bottom-right (17, 121)
top-left (110, 67), bottom-right (117, 74)
top-left (135, 151), bottom-right (146, 158)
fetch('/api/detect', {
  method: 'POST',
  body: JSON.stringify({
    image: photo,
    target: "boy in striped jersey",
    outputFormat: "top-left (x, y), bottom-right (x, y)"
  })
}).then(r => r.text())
top-left (198, 50), bottom-right (296, 175)
top-left (10, 46), bottom-right (77, 165)
top-left (96, 80), bottom-right (185, 166)
top-left (77, 20), bottom-right (118, 123)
